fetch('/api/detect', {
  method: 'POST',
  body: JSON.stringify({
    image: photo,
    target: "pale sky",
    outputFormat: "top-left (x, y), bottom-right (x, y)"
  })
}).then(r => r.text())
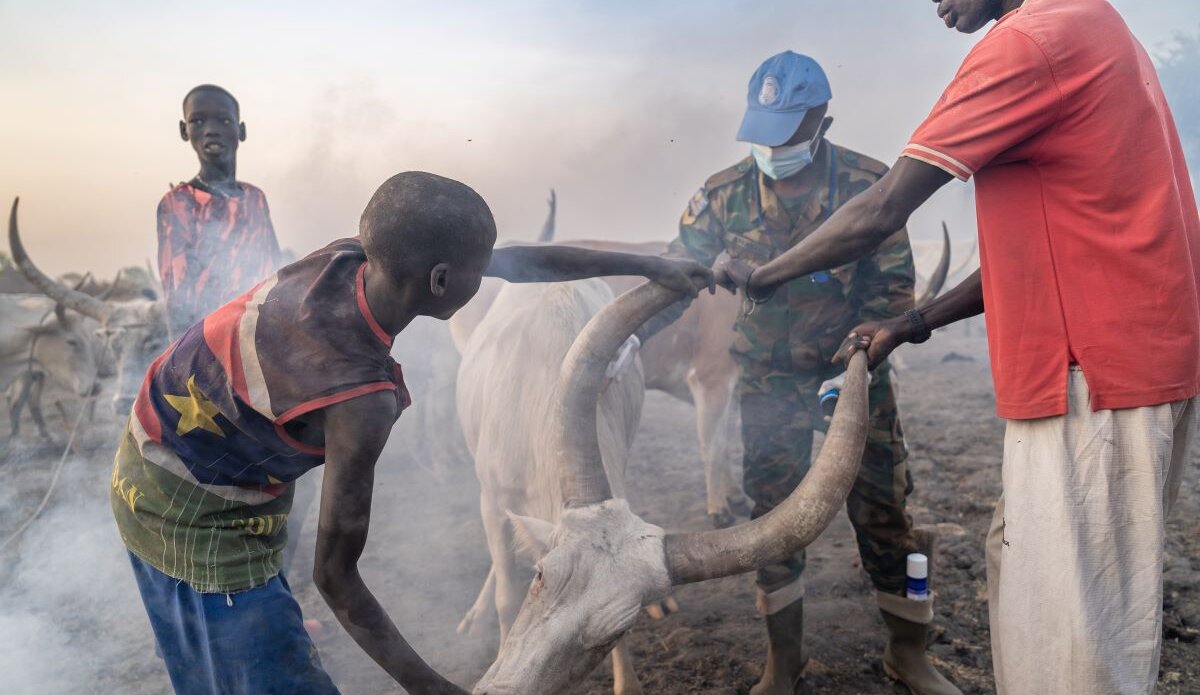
top-left (1, 0), bottom-right (1196, 277)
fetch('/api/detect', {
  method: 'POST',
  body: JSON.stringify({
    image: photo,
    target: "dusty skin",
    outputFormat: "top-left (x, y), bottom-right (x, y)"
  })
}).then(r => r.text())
top-left (1, 322), bottom-right (1197, 694)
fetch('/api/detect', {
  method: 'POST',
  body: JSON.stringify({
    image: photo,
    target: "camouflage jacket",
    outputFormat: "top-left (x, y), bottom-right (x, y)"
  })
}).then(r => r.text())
top-left (669, 141), bottom-right (915, 384)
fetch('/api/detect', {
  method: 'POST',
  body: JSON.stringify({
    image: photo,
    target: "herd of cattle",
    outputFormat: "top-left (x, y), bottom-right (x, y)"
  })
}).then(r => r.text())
top-left (3, 200), bottom-right (167, 442)
top-left (1, 195), bottom-right (950, 694)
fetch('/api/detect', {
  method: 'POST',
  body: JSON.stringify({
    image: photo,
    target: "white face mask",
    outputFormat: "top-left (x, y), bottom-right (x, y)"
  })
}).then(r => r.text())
top-left (750, 116), bottom-right (834, 181)
top-left (751, 140), bottom-right (816, 180)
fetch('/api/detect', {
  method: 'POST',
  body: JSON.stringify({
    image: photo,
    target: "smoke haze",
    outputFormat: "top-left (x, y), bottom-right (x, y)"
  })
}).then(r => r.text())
top-left (1, 3), bottom-right (1199, 693)
top-left (1, 1), bottom-right (1196, 278)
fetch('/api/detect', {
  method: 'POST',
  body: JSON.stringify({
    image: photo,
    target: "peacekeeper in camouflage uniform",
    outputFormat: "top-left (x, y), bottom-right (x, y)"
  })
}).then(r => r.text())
top-left (667, 52), bottom-right (960, 695)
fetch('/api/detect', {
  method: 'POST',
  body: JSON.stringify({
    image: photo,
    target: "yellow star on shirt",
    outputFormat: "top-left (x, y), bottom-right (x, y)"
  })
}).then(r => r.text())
top-left (164, 375), bottom-right (226, 438)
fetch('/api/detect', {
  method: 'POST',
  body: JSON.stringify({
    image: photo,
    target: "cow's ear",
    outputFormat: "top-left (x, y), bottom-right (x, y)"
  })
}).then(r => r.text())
top-left (507, 512), bottom-right (554, 561)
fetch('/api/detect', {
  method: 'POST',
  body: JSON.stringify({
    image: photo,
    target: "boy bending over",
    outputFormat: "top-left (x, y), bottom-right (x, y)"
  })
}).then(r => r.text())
top-left (111, 171), bottom-right (712, 694)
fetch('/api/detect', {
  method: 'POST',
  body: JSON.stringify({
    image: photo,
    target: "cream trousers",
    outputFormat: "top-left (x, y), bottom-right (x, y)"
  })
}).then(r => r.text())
top-left (987, 367), bottom-right (1196, 695)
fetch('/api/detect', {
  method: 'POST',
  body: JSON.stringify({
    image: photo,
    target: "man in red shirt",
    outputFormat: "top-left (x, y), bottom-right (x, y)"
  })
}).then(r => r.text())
top-left (158, 84), bottom-right (282, 339)
top-left (717, 1), bottom-right (1199, 693)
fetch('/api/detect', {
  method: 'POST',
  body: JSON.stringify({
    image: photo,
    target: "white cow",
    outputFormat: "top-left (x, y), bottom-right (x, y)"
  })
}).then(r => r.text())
top-left (456, 278), bottom-right (648, 693)
top-left (464, 279), bottom-right (871, 695)
top-left (450, 254), bottom-right (750, 530)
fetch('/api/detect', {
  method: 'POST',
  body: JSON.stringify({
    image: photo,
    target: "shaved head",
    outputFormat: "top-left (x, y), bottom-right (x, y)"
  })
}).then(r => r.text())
top-left (182, 84), bottom-right (239, 117)
top-left (360, 171), bottom-right (497, 277)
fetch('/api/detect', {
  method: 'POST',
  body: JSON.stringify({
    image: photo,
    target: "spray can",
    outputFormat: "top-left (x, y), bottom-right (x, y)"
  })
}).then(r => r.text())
top-left (906, 553), bottom-right (929, 601)
top-left (817, 373), bottom-right (845, 420)
top-left (605, 334), bottom-right (641, 381)
top-left (818, 368), bottom-right (883, 421)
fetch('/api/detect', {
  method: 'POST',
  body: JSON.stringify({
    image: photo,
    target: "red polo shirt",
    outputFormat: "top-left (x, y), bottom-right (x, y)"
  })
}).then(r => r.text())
top-left (902, 0), bottom-right (1200, 419)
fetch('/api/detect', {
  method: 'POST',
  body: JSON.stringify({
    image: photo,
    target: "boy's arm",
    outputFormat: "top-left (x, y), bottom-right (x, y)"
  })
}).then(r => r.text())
top-left (630, 188), bottom-right (730, 343)
top-left (487, 244), bottom-right (715, 296)
top-left (314, 392), bottom-right (466, 695)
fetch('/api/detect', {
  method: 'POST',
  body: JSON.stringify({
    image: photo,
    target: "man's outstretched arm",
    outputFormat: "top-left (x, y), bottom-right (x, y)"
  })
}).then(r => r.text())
top-left (728, 157), bottom-right (953, 297)
top-left (313, 392), bottom-right (466, 695)
top-left (487, 244), bottom-right (714, 296)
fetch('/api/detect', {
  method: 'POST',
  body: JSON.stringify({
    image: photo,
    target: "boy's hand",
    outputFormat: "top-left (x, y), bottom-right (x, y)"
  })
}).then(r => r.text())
top-left (712, 255), bottom-right (756, 294)
top-left (650, 257), bottom-right (715, 297)
top-left (832, 317), bottom-right (911, 370)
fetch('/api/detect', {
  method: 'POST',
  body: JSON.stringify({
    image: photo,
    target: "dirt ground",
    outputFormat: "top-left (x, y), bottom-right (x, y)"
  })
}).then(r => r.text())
top-left (1, 322), bottom-right (1197, 694)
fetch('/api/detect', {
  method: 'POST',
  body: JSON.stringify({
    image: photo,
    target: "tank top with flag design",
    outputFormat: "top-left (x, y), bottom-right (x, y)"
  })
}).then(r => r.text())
top-left (110, 237), bottom-right (410, 592)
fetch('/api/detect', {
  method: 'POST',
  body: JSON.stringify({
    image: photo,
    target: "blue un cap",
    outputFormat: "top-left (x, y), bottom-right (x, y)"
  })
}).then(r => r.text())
top-left (736, 51), bottom-right (832, 147)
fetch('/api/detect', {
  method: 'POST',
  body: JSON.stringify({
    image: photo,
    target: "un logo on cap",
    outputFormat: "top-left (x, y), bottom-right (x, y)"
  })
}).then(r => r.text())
top-left (758, 75), bottom-right (781, 106)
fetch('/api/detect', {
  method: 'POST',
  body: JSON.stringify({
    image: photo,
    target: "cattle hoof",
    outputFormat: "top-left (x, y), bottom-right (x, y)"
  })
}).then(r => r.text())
top-left (644, 596), bottom-right (679, 621)
top-left (709, 511), bottom-right (737, 529)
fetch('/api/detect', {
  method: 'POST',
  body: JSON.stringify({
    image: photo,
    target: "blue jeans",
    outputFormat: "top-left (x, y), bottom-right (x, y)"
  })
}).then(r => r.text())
top-left (128, 552), bottom-right (340, 695)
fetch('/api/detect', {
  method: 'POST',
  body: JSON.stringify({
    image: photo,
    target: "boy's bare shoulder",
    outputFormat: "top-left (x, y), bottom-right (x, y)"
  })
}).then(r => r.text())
top-left (322, 391), bottom-right (402, 450)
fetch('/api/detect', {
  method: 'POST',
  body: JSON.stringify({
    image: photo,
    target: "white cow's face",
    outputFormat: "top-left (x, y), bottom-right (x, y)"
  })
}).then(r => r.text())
top-left (28, 318), bottom-right (99, 397)
top-left (99, 301), bottom-right (168, 414)
top-left (474, 499), bottom-right (670, 695)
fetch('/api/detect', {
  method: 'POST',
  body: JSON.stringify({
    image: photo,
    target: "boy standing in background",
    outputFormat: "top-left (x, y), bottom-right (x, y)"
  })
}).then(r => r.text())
top-left (158, 84), bottom-right (281, 339)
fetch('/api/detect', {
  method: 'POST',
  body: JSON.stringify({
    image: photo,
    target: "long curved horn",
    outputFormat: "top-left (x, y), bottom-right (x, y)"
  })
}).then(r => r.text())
top-left (556, 280), bottom-right (690, 507)
top-left (916, 222), bottom-right (952, 307)
top-left (664, 350), bottom-right (869, 584)
top-left (537, 189), bottom-right (557, 243)
top-left (8, 199), bottom-right (112, 321)
top-left (50, 273), bottom-right (91, 327)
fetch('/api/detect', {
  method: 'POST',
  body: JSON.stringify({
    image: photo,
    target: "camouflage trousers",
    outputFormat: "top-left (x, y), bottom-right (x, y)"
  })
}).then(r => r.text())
top-left (739, 362), bottom-right (919, 599)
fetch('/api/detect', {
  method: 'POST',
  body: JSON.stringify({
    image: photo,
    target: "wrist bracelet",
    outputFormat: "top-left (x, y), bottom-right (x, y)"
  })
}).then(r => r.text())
top-left (904, 307), bottom-right (932, 344)
top-left (745, 268), bottom-right (777, 305)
